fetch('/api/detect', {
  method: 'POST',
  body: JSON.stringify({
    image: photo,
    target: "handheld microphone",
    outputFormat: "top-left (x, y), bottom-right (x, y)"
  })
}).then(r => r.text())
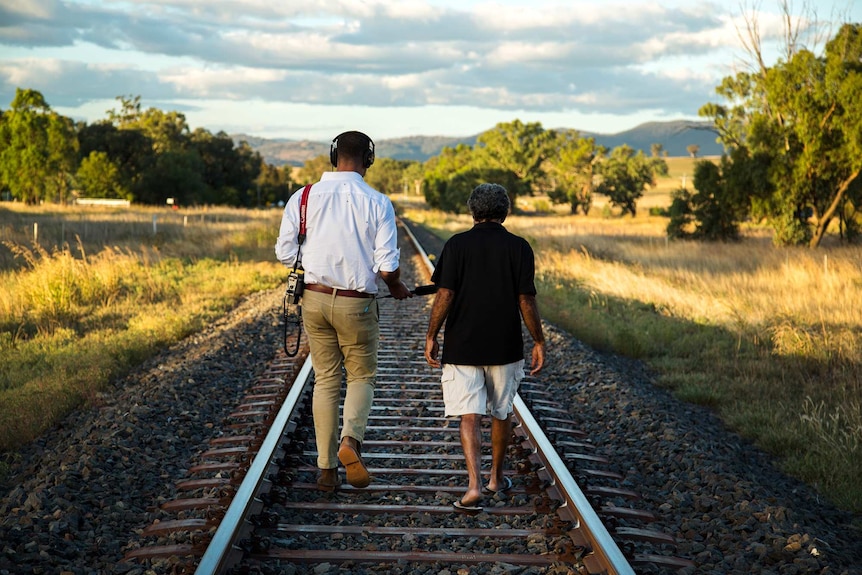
top-left (379, 284), bottom-right (438, 298)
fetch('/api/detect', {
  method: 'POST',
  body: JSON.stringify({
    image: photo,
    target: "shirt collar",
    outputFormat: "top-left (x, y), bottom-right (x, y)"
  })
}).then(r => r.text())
top-left (473, 221), bottom-right (505, 229)
top-left (320, 171), bottom-right (365, 183)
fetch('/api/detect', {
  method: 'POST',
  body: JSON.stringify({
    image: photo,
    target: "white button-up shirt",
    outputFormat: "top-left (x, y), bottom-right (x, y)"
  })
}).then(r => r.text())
top-left (275, 171), bottom-right (401, 294)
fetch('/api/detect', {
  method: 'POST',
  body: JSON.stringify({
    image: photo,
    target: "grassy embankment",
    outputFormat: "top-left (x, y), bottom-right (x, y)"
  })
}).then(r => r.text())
top-left (394, 157), bottom-right (862, 516)
top-left (0, 204), bottom-right (286, 466)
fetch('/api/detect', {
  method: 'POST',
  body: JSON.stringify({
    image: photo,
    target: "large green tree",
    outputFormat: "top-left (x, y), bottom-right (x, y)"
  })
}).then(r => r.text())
top-left (473, 119), bottom-right (555, 199)
top-left (700, 16), bottom-right (862, 247)
top-left (0, 88), bottom-right (78, 204)
top-left (422, 121), bottom-right (558, 214)
top-left (422, 143), bottom-right (477, 212)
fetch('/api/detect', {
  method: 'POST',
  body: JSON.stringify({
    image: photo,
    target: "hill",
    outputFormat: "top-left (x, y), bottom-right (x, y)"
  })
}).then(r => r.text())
top-left (583, 120), bottom-right (722, 157)
top-left (232, 120), bottom-right (723, 167)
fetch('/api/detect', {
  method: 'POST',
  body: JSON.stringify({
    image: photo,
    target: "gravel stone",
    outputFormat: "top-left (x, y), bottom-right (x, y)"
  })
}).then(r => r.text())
top-left (0, 223), bottom-right (860, 574)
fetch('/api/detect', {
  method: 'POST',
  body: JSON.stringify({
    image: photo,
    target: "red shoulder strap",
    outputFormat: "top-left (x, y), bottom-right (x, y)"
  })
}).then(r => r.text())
top-left (298, 184), bottom-right (312, 244)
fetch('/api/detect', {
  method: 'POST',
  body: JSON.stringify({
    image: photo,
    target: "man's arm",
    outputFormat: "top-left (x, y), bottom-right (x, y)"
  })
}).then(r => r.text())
top-left (274, 198), bottom-right (300, 266)
top-left (424, 287), bottom-right (455, 368)
top-left (518, 294), bottom-right (545, 375)
top-left (381, 269), bottom-right (412, 299)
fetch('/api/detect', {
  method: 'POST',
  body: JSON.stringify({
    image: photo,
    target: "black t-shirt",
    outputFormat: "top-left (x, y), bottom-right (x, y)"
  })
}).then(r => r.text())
top-left (431, 222), bottom-right (536, 365)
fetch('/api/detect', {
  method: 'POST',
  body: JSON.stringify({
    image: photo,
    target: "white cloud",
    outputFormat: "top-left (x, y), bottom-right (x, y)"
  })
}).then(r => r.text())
top-left (0, 0), bottom-right (858, 139)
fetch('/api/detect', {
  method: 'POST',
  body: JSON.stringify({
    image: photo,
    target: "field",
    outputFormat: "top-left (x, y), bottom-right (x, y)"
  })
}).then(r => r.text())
top-left (393, 162), bottom-right (862, 516)
top-left (0, 203), bottom-right (286, 461)
top-left (2, 165), bottom-right (861, 517)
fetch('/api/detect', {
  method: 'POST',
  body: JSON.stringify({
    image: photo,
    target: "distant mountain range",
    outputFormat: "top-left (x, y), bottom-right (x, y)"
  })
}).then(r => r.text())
top-left (232, 120), bottom-right (723, 167)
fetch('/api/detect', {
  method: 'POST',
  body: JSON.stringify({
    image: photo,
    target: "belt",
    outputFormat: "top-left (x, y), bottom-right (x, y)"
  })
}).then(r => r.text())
top-left (304, 284), bottom-right (375, 299)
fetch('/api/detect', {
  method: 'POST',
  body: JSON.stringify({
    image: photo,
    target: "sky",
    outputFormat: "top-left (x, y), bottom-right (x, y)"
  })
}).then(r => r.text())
top-left (0, 0), bottom-right (859, 142)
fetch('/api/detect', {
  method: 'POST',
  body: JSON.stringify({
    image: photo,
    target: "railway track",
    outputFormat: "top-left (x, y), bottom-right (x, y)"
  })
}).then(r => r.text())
top-left (125, 220), bottom-right (693, 574)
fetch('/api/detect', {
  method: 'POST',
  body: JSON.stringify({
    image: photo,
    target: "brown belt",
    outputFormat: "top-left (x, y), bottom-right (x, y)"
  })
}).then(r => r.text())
top-left (304, 284), bottom-right (375, 299)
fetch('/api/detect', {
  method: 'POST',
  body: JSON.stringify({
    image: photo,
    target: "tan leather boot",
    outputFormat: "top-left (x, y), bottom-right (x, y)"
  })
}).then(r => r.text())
top-left (316, 468), bottom-right (340, 492)
top-left (338, 436), bottom-right (370, 488)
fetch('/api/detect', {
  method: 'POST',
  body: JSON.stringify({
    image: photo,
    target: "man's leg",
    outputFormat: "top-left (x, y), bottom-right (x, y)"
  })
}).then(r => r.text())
top-left (302, 291), bottom-right (343, 483)
top-left (487, 415), bottom-right (512, 492)
top-left (484, 360), bottom-right (523, 492)
top-left (333, 297), bottom-right (378, 488)
top-left (459, 413), bottom-right (484, 506)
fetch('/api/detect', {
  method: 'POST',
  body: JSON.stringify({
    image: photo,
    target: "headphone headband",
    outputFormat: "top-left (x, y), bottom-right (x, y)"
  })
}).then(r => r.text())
top-left (330, 131), bottom-right (375, 169)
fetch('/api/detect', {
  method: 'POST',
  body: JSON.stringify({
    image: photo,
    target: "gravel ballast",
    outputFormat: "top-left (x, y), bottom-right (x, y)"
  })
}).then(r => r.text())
top-left (1, 225), bottom-right (860, 574)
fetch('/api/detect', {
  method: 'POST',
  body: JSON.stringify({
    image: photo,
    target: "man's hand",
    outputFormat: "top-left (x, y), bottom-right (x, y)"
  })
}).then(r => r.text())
top-left (529, 341), bottom-right (545, 375)
top-left (424, 287), bottom-right (453, 369)
top-left (424, 335), bottom-right (441, 368)
top-left (388, 281), bottom-right (413, 300)
top-left (381, 269), bottom-right (413, 300)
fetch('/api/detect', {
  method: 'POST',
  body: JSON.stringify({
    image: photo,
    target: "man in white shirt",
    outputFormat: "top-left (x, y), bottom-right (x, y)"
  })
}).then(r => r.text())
top-left (276, 130), bottom-right (412, 491)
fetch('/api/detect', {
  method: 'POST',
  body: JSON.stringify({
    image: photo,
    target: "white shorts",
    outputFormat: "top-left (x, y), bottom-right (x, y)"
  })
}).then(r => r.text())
top-left (440, 361), bottom-right (525, 420)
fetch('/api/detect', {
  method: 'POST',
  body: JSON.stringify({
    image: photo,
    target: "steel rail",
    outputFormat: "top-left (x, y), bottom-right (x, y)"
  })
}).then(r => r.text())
top-left (404, 218), bottom-right (635, 574)
top-left (514, 394), bottom-right (635, 575)
top-left (141, 218), bottom-right (661, 574)
top-left (194, 357), bottom-right (313, 575)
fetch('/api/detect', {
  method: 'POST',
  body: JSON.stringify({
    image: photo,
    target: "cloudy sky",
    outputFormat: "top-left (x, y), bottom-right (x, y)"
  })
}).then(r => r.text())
top-left (0, 0), bottom-right (858, 142)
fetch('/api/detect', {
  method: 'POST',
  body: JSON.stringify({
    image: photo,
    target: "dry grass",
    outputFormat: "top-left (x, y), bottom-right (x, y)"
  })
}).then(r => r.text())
top-left (0, 203), bottom-right (286, 453)
top-left (395, 190), bottom-right (862, 514)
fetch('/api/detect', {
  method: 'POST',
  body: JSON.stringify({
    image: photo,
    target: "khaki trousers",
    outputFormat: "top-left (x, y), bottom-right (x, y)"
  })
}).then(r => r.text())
top-left (301, 289), bottom-right (379, 469)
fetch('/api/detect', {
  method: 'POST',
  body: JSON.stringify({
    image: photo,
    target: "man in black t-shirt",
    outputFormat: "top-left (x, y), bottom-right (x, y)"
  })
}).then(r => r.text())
top-left (424, 183), bottom-right (545, 513)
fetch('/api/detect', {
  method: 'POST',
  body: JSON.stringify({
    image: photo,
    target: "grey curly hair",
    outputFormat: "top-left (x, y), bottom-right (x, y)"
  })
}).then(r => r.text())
top-left (467, 183), bottom-right (510, 222)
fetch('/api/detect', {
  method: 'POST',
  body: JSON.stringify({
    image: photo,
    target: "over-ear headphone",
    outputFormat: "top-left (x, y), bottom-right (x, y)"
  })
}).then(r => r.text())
top-left (330, 132), bottom-right (375, 169)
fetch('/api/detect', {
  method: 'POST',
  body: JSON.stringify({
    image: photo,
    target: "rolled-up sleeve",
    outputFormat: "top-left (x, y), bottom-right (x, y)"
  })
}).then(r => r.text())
top-left (372, 200), bottom-right (400, 273)
top-left (275, 198), bottom-right (300, 267)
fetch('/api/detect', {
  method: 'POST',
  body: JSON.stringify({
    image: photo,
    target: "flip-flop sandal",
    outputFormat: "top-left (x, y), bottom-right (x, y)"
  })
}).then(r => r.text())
top-left (482, 475), bottom-right (513, 495)
top-left (453, 498), bottom-right (483, 514)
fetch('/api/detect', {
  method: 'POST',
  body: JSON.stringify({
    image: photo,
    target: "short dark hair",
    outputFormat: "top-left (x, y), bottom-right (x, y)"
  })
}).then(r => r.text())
top-left (467, 183), bottom-right (510, 221)
top-left (330, 131), bottom-right (375, 168)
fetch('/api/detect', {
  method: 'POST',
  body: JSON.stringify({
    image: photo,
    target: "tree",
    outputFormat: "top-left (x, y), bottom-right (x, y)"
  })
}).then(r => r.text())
top-left (422, 144), bottom-right (477, 211)
top-left (108, 95), bottom-right (189, 154)
top-left (594, 145), bottom-right (667, 217)
top-left (689, 158), bottom-right (743, 241)
top-left (190, 130), bottom-right (262, 206)
top-left (295, 155), bottom-right (332, 186)
top-left (650, 143), bottom-right (666, 158)
top-left (699, 6), bottom-right (862, 247)
top-left (0, 88), bottom-right (78, 204)
top-left (77, 120), bottom-right (154, 202)
top-left (666, 187), bottom-right (694, 239)
top-left (76, 151), bottom-right (129, 199)
top-left (545, 130), bottom-right (601, 214)
top-left (473, 119), bottom-right (555, 199)
top-left (686, 144), bottom-right (700, 158)
top-left (257, 162), bottom-right (293, 206)
top-left (136, 150), bottom-right (206, 205)
top-left (402, 162), bottom-right (425, 196)
top-left (429, 167), bottom-right (521, 214)
top-left (365, 157), bottom-right (418, 195)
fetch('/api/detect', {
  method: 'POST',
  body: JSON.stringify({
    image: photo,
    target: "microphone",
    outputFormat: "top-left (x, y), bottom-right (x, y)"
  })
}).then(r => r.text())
top-left (411, 284), bottom-right (438, 296)
top-left (379, 284), bottom-right (438, 298)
